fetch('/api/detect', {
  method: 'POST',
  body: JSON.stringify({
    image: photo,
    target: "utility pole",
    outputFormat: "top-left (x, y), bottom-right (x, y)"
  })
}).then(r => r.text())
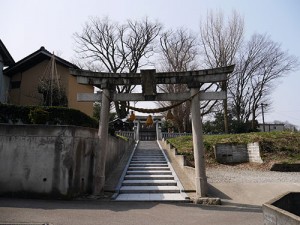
top-left (261, 103), bottom-right (267, 132)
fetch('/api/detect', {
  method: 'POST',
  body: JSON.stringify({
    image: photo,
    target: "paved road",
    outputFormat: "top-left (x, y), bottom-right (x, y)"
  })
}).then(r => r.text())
top-left (0, 198), bottom-right (263, 225)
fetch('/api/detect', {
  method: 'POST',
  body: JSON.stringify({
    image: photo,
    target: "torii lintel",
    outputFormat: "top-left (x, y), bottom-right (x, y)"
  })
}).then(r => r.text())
top-left (69, 65), bottom-right (235, 88)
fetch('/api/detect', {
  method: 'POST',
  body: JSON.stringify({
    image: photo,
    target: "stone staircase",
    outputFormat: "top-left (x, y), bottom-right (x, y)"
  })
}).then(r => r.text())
top-left (115, 141), bottom-right (189, 201)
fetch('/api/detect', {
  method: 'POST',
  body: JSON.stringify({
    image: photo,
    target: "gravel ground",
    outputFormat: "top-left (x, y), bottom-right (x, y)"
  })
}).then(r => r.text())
top-left (206, 166), bottom-right (300, 183)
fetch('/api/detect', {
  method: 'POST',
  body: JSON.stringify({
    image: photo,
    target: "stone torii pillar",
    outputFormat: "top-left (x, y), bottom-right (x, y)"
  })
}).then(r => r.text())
top-left (94, 87), bottom-right (111, 195)
top-left (190, 87), bottom-right (207, 197)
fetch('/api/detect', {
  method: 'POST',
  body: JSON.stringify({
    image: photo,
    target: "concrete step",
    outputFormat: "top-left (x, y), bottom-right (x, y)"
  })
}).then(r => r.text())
top-left (126, 170), bottom-right (172, 175)
top-left (124, 175), bottom-right (174, 180)
top-left (134, 151), bottom-right (163, 155)
top-left (130, 161), bottom-right (167, 164)
top-left (120, 186), bottom-right (180, 193)
top-left (127, 167), bottom-right (170, 171)
top-left (115, 193), bottom-right (189, 201)
top-left (129, 163), bottom-right (168, 167)
top-left (115, 141), bottom-right (189, 202)
top-left (131, 158), bottom-right (166, 161)
top-left (131, 156), bottom-right (166, 160)
top-left (133, 154), bottom-right (164, 156)
top-left (122, 180), bottom-right (177, 186)
top-left (131, 160), bottom-right (166, 163)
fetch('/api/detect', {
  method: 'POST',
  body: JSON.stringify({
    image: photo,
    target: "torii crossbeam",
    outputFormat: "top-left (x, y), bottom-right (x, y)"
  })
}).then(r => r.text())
top-left (70, 65), bottom-right (235, 198)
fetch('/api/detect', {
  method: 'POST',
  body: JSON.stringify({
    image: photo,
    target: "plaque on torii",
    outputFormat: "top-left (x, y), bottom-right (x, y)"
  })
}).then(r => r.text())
top-left (70, 65), bottom-right (235, 198)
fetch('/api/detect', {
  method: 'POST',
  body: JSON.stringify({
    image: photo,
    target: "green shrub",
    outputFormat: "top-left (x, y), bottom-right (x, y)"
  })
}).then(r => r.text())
top-left (0, 103), bottom-right (98, 128)
top-left (0, 103), bottom-right (32, 124)
top-left (45, 107), bottom-right (98, 128)
top-left (29, 107), bottom-right (49, 124)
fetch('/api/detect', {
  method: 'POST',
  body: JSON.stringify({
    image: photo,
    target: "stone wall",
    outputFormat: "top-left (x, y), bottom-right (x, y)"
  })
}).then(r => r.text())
top-left (160, 139), bottom-right (263, 192)
top-left (247, 142), bottom-right (263, 163)
top-left (215, 142), bottom-right (263, 164)
top-left (263, 192), bottom-right (300, 225)
top-left (214, 143), bottom-right (248, 163)
top-left (271, 163), bottom-right (300, 172)
top-left (0, 124), bottom-right (133, 198)
top-left (160, 140), bottom-right (195, 191)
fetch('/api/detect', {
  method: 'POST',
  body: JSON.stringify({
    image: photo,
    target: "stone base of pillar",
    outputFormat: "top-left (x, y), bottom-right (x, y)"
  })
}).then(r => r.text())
top-left (193, 197), bottom-right (221, 205)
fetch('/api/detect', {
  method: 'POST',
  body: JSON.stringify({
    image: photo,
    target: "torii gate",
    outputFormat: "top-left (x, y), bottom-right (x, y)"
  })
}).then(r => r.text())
top-left (70, 65), bottom-right (234, 198)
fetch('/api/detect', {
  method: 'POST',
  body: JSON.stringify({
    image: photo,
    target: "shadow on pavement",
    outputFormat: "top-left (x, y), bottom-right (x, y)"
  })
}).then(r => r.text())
top-left (171, 202), bottom-right (262, 213)
top-left (0, 197), bottom-right (160, 212)
top-left (0, 197), bottom-right (262, 214)
top-left (208, 183), bottom-right (232, 200)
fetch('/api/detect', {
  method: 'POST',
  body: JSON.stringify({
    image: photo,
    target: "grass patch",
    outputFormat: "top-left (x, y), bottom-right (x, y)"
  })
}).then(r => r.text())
top-left (116, 134), bottom-right (129, 141)
top-left (167, 131), bottom-right (300, 167)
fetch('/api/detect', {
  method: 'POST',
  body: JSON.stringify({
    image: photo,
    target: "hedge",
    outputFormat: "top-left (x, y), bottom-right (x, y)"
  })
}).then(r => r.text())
top-left (0, 103), bottom-right (98, 128)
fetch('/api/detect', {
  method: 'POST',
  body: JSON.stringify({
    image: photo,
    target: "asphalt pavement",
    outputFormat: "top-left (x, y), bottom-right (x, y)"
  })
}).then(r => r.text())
top-left (0, 198), bottom-right (263, 225)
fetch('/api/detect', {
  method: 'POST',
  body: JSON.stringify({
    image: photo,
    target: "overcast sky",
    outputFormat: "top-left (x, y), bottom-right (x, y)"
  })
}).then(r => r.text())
top-left (1, 0), bottom-right (300, 126)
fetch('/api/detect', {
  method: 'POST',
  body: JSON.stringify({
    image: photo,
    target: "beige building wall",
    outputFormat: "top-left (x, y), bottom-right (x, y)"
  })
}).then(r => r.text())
top-left (8, 59), bottom-right (94, 117)
top-left (68, 74), bottom-right (94, 117)
top-left (9, 61), bottom-right (48, 106)
top-left (8, 72), bottom-right (22, 105)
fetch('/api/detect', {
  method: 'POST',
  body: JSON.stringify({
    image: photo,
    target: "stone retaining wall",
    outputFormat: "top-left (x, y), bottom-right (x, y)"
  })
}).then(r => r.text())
top-left (215, 142), bottom-right (263, 164)
top-left (271, 164), bottom-right (300, 172)
top-left (0, 124), bottom-right (133, 198)
top-left (160, 140), bottom-right (195, 191)
top-left (160, 139), bottom-right (264, 191)
top-left (263, 192), bottom-right (300, 225)
top-left (247, 142), bottom-right (263, 163)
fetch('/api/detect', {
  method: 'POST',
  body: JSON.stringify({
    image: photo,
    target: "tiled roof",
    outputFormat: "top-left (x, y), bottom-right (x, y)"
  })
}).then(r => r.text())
top-left (4, 46), bottom-right (78, 76)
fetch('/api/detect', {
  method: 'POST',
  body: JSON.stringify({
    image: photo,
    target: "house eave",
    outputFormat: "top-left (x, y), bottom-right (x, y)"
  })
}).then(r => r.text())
top-left (3, 46), bottom-right (78, 76)
top-left (0, 39), bottom-right (15, 66)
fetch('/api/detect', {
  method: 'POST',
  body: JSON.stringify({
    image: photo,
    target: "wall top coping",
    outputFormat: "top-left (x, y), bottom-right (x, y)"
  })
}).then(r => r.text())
top-left (0, 124), bottom-right (99, 138)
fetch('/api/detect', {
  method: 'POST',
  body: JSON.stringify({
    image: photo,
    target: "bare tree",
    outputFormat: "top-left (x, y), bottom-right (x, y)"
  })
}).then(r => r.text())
top-left (200, 10), bottom-right (244, 133)
top-left (74, 16), bottom-right (161, 118)
top-left (159, 28), bottom-right (199, 72)
top-left (229, 33), bottom-right (298, 129)
top-left (158, 28), bottom-right (199, 132)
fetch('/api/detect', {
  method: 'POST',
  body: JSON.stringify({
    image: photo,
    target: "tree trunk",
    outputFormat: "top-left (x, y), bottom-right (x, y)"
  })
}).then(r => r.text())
top-left (114, 101), bottom-right (129, 119)
top-left (251, 109), bottom-right (256, 130)
top-left (222, 81), bottom-right (229, 133)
